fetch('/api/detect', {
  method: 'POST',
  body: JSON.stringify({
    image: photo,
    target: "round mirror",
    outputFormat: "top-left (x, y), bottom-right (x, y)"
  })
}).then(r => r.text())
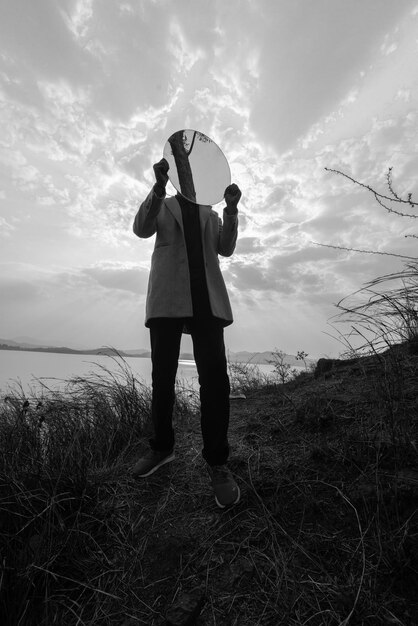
top-left (163, 129), bottom-right (231, 205)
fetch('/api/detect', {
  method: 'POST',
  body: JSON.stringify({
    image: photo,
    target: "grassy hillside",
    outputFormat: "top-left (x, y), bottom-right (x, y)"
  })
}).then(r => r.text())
top-left (0, 343), bottom-right (417, 625)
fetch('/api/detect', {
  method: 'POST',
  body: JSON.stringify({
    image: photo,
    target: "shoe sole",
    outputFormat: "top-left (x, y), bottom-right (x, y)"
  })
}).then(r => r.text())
top-left (214, 484), bottom-right (241, 509)
top-left (133, 451), bottom-right (175, 478)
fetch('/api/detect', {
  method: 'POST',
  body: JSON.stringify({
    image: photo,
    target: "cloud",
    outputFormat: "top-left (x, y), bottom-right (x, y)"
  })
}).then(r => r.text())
top-left (249, 0), bottom-right (414, 152)
top-left (82, 262), bottom-right (149, 294)
top-left (225, 260), bottom-right (274, 293)
top-left (0, 262), bottom-right (148, 302)
top-left (0, 277), bottom-right (40, 302)
top-left (235, 236), bottom-right (263, 255)
top-left (167, 18), bottom-right (206, 76)
top-left (63, 0), bottom-right (94, 41)
top-left (0, 217), bottom-right (16, 237)
top-left (0, 0), bottom-right (97, 104)
top-left (0, 262), bottom-right (148, 348)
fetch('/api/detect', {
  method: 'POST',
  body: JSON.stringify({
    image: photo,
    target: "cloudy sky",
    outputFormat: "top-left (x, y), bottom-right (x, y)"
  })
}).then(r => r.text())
top-left (1, 0), bottom-right (418, 358)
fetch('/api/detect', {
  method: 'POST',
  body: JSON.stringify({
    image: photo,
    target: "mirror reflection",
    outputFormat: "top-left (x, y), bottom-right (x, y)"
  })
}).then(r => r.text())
top-left (163, 129), bottom-right (231, 205)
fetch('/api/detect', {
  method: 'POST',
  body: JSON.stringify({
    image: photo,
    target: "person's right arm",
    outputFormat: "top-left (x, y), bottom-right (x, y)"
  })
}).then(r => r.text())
top-left (133, 159), bottom-right (169, 238)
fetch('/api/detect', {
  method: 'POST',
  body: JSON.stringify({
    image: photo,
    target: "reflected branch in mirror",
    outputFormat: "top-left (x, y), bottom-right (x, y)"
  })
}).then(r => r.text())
top-left (168, 131), bottom-right (197, 203)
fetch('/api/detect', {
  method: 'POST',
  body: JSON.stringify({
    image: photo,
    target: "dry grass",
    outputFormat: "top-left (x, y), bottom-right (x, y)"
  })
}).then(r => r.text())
top-left (1, 347), bottom-right (418, 625)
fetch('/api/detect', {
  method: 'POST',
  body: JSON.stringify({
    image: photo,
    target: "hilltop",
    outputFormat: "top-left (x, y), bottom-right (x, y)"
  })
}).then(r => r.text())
top-left (1, 338), bottom-right (417, 624)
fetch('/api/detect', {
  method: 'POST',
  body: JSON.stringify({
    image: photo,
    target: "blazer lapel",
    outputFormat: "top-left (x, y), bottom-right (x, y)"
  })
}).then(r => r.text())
top-left (199, 205), bottom-right (211, 239)
top-left (166, 196), bottom-right (184, 231)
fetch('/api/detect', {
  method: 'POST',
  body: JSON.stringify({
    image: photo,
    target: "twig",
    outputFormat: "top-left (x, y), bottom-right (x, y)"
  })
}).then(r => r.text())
top-left (311, 241), bottom-right (418, 261)
top-left (325, 167), bottom-right (418, 218)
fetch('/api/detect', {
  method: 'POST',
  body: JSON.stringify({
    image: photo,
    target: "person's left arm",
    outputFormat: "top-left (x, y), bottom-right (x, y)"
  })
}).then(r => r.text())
top-left (218, 184), bottom-right (241, 257)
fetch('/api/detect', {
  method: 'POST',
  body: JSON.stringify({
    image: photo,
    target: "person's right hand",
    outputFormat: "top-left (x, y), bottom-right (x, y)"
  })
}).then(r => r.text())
top-left (153, 158), bottom-right (169, 188)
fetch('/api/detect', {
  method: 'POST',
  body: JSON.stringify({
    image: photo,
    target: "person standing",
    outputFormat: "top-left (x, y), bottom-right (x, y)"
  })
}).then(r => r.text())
top-left (132, 157), bottom-right (242, 508)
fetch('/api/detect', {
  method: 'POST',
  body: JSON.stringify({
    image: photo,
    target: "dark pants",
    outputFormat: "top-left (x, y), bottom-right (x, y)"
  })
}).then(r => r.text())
top-left (148, 317), bottom-right (230, 466)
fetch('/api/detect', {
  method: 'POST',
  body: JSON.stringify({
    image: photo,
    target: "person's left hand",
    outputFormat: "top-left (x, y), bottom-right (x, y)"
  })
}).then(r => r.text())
top-left (224, 183), bottom-right (242, 211)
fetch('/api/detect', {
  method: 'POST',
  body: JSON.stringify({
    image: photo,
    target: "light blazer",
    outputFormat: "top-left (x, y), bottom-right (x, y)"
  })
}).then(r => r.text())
top-left (133, 189), bottom-right (238, 328)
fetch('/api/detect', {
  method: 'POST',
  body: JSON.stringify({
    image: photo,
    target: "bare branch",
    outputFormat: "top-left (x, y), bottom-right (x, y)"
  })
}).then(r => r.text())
top-left (185, 130), bottom-right (197, 156)
top-left (325, 167), bottom-right (418, 218)
top-left (373, 193), bottom-right (418, 218)
top-left (311, 241), bottom-right (418, 261)
top-left (386, 167), bottom-right (402, 201)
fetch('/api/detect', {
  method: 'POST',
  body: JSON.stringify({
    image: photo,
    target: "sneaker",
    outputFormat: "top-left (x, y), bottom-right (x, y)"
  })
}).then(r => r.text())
top-left (132, 448), bottom-right (175, 478)
top-left (207, 465), bottom-right (241, 508)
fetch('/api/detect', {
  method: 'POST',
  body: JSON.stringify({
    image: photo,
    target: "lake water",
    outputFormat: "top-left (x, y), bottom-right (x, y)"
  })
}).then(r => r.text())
top-left (0, 350), bottom-right (280, 396)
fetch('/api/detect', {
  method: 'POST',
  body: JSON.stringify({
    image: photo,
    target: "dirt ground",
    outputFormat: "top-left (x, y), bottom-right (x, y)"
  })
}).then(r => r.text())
top-left (119, 354), bottom-right (418, 625)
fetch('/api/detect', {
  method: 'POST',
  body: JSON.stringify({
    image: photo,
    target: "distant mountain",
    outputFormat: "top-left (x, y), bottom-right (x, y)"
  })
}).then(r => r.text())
top-left (11, 336), bottom-right (87, 350)
top-left (0, 338), bottom-right (21, 348)
top-left (8, 337), bottom-right (50, 349)
top-left (0, 339), bottom-right (135, 358)
top-left (123, 349), bottom-right (151, 357)
top-left (178, 353), bottom-right (195, 361)
top-left (227, 350), bottom-right (308, 366)
top-left (0, 339), bottom-right (314, 365)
